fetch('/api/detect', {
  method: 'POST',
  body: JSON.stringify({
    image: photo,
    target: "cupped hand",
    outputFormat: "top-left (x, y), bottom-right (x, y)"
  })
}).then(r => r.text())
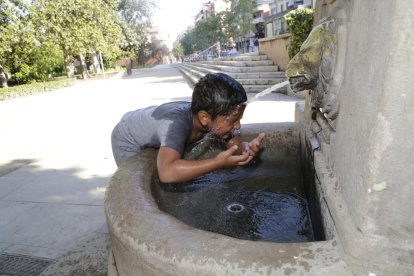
top-left (216, 145), bottom-right (253, 168)
top-left (242, 132), bottom-right (265, 156)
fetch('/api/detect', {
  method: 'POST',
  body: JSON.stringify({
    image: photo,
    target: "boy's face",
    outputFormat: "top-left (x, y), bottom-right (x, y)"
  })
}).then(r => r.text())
top-left (209, 105), bottom-right (245, 139)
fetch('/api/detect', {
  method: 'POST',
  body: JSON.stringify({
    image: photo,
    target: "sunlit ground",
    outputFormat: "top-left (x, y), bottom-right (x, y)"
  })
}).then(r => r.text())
top-left (243, 101), bottom-right (296, 124)
top-left (0, 65), bottom-right (299, 261)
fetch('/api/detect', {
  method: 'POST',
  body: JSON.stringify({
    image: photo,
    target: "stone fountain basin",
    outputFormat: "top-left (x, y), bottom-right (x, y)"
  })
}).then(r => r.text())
top-left (104, 122), bottom-right (350, 275)
top-left (152, 123), bottom-right (315, 244)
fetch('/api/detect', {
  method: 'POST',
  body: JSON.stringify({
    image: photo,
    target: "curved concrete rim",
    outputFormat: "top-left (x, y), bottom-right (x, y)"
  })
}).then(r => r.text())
top-left (104, 123), bottom-right (351, 275)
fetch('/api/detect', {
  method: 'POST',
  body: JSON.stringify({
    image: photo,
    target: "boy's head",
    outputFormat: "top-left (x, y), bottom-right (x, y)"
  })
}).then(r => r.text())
top-left (191, 73), bottom-right (247, 118)
top-left (191, 73), bottom-right (247, 138)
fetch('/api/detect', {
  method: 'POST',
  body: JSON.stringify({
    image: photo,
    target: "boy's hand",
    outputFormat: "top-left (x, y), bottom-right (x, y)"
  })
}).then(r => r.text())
top-left (241, 132), bottom-right (265, 156)
top-left (216, 145), bottom-right (253, 167)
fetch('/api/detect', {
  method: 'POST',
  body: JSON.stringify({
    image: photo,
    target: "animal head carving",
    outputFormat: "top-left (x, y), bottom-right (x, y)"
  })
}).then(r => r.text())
top-left (286, 17), bottom-right (339, 120)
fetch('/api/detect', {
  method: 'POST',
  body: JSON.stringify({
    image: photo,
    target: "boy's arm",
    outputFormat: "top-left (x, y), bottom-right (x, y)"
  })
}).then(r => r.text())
top-left (157, 146), bottom-right (253, 183)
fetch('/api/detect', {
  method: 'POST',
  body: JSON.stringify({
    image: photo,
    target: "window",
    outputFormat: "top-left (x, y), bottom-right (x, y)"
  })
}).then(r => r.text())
top-left (266, 22), bottom-right (273, 37)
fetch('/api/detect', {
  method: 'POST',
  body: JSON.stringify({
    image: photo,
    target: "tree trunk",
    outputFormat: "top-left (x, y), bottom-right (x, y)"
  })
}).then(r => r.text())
top-left (79, 54), bottom-right (88, 79)
top-left (98, 51), bottom-right (105, 74)
top-left (127, 57), bottom-right (132, 75)
top-left (64, 54), bottom-right (73, 78)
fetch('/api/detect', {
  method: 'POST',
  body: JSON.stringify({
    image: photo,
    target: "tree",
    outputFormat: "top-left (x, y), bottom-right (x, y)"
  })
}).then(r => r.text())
top-left (0, 0), bottom-right (33, 82)
top-left (0, 1), bottom-right (63, 84)
top-left (31, 0), bottom-right (124, 78)
top-left (0, 1), bottom-right (28, 59)
top-left (178, 0), bottom-right (255, 57)
top-left (172, 41), bottom-right (184, 61)
top-left (232, 0), bottom-right (255, 38)
top-left (117, 0), bottom-right (155, 72)
top-left (220, 11), bottom-right (236, 43)
top-left (179, 14), bottom-right (231, 56)
top-left (180, 30), bottom-right (195, 56)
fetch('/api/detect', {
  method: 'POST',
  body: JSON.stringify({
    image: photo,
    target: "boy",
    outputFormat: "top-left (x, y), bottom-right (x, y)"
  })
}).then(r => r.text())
top-left (111, 73), bottom-right (265, 183)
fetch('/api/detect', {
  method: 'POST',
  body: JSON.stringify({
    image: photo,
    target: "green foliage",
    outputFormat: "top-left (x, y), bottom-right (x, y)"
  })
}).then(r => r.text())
top-left (117, 0), bottom-right (155, 60)
top-left (0, 0), bottom-right (31, 80)
top-left (179, 13), bottom-right (232, 55)
top-left (31, 43), bottom-right (65, 79)
top-left (172, 42), bottom-right (184, 59)
top-left (221, 10), bottom-right (236, 40)
top-left (31, 0), bottom-right (124, 58)
top-left (0, 1), bottom-right (64, 84)
top-left (1, 0), bottom-right (128, 83)
top-left (0, 78), bottom-right (75, 100)
top-left (179, 0), bottom-right (256, 56)
top-left (284, 8), bottom-right (314, 59)
top-left (12, 43), bottom-right (65, 84)
top-left (231, 0), bottom-right (255, 38)
top-left (0, 0), bottom-right (28, 58)
top-left (0, 0), bottom-right (158, 85)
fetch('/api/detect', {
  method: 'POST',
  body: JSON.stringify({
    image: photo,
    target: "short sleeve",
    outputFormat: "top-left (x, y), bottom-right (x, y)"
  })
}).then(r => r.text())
top-left (158, 118), bottom-right (192, 154)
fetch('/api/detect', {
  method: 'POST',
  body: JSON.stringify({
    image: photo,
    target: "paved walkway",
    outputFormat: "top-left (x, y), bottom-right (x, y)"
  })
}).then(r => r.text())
top-left (0, 64), bottom-right (298, 274)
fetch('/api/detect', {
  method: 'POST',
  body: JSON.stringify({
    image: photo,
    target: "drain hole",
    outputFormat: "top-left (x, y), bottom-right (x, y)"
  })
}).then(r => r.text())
top-left (226, 203), bottom-right (245, 213)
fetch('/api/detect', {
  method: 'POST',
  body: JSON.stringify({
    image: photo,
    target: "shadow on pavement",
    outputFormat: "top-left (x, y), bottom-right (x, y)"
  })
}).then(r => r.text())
top-left (0, 160), bottom-right (111, 275)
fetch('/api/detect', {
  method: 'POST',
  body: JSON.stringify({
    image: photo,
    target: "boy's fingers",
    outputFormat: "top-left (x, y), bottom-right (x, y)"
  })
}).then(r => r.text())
top-left (254, 133), bottom-right (266, 149)
top-left (226, 145), bottom-right (238, 155)
top-left (241, 142), bottom-right (249, 153)
top-left (237, 155), bottom-right (253, 165)
top-left (258, 132), bottom-right (266, 143)
top-left (232, 151), bottom-right (250, 161)
top-left (249, 140), bottom-right (261, 151)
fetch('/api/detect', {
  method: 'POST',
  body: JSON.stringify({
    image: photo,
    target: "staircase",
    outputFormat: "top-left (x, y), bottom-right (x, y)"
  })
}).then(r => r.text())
top-left (176, 52), bottom-right (288, 94)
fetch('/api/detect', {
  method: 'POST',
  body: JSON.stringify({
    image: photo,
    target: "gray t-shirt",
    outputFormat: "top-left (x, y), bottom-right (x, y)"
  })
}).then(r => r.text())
top-left (111, 101), bottom-right (193, 166)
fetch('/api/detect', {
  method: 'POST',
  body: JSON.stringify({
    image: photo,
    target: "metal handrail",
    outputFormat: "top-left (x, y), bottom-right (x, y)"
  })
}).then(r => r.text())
top-left (183, 42), bottom-right (219, 62)
top-left (183, 42), bottom-right (239, 62)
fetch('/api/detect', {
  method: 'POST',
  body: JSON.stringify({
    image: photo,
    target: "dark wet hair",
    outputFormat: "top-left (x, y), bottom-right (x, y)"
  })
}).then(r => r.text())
top-left (191, 73), bottom-right (247, 119)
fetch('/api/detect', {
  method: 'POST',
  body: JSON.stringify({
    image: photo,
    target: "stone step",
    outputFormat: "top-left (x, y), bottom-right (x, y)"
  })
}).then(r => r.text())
top-left (217, 55), bottom-right (269, 61)
top-left (176, 66), bottom-right (198, 86)
top-left (236, 78), bottom-right (284, 85)
top-left (183, 63), bottom-right (221, 75)
top-left (195, 63), bottom-right (279, 73)
top-left (177, 51), bottom-right (287, 94)
top-left (202, 59), bottom-right (274, 67)
top-left (180, 63), bottom-right (286, 80)
top-left (177, 64), bottom-right (287, 94)
top-left (225, 71), bottom-right (286, 79)
top-left (178, 65), bottom-right (204, 78)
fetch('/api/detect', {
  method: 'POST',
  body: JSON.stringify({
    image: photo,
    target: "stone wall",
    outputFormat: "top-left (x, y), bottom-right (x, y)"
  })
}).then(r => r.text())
top-left (258, 33), bottom-right (291, 71)
top-left (331, 0), bottom-right (414, 258)
top-left (297, 0), bottom-right (414, 273)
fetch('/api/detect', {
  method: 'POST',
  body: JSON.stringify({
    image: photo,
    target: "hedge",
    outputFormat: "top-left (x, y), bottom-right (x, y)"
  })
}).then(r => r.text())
top-left (0, 78), bottom-right (76, 101)
top-left (284, 8), bottom-right (314, 60)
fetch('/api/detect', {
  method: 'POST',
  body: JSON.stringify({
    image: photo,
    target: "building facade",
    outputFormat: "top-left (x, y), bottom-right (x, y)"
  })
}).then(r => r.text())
top-left (265, 0), bottom-right (314, 38)
top-left (194, 0), bottom-right (231, 24)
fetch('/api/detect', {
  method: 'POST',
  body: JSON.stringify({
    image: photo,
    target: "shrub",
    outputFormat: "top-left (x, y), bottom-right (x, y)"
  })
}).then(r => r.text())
top-left (284, 8), bottom-right (314, 59)
top-left (0, 78), bottom-right (75, 101)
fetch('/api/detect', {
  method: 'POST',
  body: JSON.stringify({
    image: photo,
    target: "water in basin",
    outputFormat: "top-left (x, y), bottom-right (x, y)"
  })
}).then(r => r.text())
top-left (152, 161), bottom-right (315, 243)
top-left (151, 128), bottom-right (324, 243)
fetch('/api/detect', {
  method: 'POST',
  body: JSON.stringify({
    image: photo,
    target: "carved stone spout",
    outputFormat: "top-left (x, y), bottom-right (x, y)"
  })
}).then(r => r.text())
top-left (286, 17), bottom-right (339, 120)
